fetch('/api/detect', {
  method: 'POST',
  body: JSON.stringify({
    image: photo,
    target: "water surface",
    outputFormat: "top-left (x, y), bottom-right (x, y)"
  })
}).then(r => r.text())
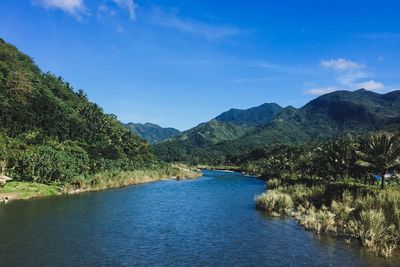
top-left (0, 170), bottom-right (398, 266)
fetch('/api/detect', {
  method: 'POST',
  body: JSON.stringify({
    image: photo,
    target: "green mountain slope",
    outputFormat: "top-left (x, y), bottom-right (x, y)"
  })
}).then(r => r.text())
top-left (125, 122), bottom-right (180, 144)
top-left (237, 89), bottom-right (400, 146)
top-left (155, 89), bottom-right (400, 164)
top-left (0, 38), bottom-right (156, 183)
top-left (153, 103), bottom-right (283, 164)
top-left (215, 103), bottom-right (283, 125)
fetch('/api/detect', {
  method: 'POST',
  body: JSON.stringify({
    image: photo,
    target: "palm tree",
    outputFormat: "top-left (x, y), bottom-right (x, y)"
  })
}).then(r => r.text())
top-left (357, 134), bottom-right (400, 189)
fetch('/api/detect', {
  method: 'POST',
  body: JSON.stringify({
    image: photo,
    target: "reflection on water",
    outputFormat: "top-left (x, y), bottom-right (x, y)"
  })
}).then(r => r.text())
top-left (0, 170), bottom-right (399, 266)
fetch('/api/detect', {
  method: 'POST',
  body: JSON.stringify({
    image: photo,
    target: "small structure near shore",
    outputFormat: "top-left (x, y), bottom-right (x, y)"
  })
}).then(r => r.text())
top-left (0, 175), bottom-right (12, 185)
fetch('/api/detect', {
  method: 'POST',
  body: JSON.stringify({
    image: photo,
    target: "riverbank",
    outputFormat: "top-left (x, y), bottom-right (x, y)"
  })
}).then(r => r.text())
top-left (255, 179), bottom-right (400, 257)
top-left (0, 164), bottom-right (201, 201)
top-left (196, 164), bottom-right (242, 172)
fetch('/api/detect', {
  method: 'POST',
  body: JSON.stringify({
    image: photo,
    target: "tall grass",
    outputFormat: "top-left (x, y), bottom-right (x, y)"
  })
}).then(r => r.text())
top-left (255, 181), bottom-right (400, 257)
top-left (70, 164), bottom-right (200, 192)
top-left (255, 190), bottom-right (293, 216)
top-left (3, 164), bottom-right (200, 200)
top-left (266, 178), bottom-right (281, 189)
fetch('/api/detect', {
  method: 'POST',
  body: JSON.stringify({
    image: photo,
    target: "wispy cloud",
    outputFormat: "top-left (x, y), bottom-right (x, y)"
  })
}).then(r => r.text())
top-left (305, 58), bottom-right (387, 95)
top-left (111, 0), bottom-right (136, 20)
top-left (98, 0), bottom-right (136, 20)
top-left (321, 58), bottom-right (364, 70)
top-left (148, 7), bottom-right (241, 38)
top-left (357, 80), bottom-right (384, 91)
top-left (33, 0), bottom-right (86, 17)
top-left (305, 87), bottom-right (343, 95)
top-left (336, 71), bottom-right (369, 87)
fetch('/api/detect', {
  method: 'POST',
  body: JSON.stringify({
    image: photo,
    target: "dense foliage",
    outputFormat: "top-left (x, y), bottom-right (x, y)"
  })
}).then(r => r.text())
top-left (0, 38), bottom-right (157, 184)
top-left (251, 133), bottom-right (400, 257)
top-left (241, 133), bottom-right (400, 188)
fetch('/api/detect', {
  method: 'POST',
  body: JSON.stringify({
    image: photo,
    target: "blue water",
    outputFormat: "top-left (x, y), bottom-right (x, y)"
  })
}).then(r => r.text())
top-left (0, 170), bottom-right (398, 266)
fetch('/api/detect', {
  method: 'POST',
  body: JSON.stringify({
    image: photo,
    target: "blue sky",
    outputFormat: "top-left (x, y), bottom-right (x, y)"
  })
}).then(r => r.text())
top-left (1, 0), bottom-right (399, 130)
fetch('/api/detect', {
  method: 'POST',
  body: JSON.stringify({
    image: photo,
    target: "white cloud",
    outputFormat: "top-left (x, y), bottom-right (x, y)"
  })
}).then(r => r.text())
top-left (34, 0), bottom-right (86, 16)
top-left (111, 0), bottom-right (136, 20)
top-left (321, 58), bottom-right (364, 70)
top-left (356, 80), bottom-right (384, 91)
top-left (148, 7), bottom-right (241, 38)
top-left (336, 71), bottom-right (369, 86)
top-left (306, 58), bottom-right (389, 95)
top-left (305, 87), bottom-right (342, 95)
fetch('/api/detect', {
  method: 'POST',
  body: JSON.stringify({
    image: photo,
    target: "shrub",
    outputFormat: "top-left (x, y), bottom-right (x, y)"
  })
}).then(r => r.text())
top-left (375, 189), bottom-right (400, 228)
top-left (300, 206), bottom-right (335, 233)
top-left (331, 200), bottom-right (354, 229)
top-left (350, 209), bottom-right (398, 257)
top-left (255, 191), bottom-right (293, 216)
top-left (267, 178), bottom-right (281, 189)
top-left (9, 143), bottom-right (89, 183)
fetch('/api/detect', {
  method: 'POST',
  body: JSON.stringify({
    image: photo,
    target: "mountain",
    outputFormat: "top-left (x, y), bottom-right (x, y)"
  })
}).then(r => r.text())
top-left (125, 122), bottom-right (180, 144)
top-left (0, 38), bottom-right (156, 183)
top-left (162, 103), bottom-right (283, 146)
top-left (237, 89), bottom-right (400, 146)
top-left (215, 103), bottom-right (283, 125)
top-left (154, 89), bottom-right (400, 164)
top-left (153, 103), bottom-right (284, 164)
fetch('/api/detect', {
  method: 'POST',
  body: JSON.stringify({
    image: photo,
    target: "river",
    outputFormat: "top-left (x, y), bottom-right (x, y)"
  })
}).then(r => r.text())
top-left (0, 170), bottom-right (399, 266)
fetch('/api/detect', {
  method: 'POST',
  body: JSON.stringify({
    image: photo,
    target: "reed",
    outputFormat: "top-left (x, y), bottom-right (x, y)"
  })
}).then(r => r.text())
top-left (255, 190), bottom-right (293, 216)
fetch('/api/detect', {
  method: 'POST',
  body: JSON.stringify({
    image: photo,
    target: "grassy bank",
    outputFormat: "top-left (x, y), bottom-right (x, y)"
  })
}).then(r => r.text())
top-left (255, 180), bottom-right (400, 257)
top-left (0, 182), bottom-right (64, 200)
top-left (195, 164), bottom-right (242, 172)
top-left (1, 164), bottom-right (200, 201)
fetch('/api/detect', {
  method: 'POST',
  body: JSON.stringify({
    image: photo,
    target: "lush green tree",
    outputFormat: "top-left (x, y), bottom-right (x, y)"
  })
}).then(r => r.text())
top-left (357, 134), bottom-right (400, 189)
top-left (0, 38), bottom-right (158, 183)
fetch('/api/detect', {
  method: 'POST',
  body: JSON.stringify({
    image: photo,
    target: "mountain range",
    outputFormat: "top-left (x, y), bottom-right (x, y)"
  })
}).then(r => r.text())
top-left (154, 89), bottom-right (400, 164)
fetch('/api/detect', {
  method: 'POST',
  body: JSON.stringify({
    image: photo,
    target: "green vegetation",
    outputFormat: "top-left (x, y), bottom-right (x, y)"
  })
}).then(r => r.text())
top-left (68, 164), bottom-right (200, 192)
top-left (154, 104), bottom-right (283, 165)
top-left (357, 134), bottom-right (400, 188)
top-left (0, 181), bottom-right (64, 200)
top-left (155, 89), bottom-right (400, 165)
top-left (0, 38), bottom-right (199, 200)
top-left (255, 191), bottom-right (293, 216)
top-left (1, 164), bottom-right (200, 200)
top-left (215, 103), bottom-right (283, 125)
top-left (252, 133), bottom-right (400, 257)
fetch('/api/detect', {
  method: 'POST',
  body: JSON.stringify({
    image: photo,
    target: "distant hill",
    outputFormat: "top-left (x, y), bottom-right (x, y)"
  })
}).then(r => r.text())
top-left (153, 103), bottom-right (284, 164)
top-left (154, 89), bottom-right (400, 164)
top-left (160, 103), bottom-right (283, 147)
top-left (215, 103), bottom-right (283, 125)
top-left (125, 123), bottom-right (180, 144)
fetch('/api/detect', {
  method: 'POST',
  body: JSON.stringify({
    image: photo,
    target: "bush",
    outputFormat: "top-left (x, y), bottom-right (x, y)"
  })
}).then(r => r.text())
top-left (8, 142), bottom-right (89, 183)
top-left (300, 206), bottom-right (335, 233)
top-left (267, 178), bottom-right (281, 189)
top-left (255, 191), bottom-right (293, 216)
top-left (350, 209), bottom-right (399, 257)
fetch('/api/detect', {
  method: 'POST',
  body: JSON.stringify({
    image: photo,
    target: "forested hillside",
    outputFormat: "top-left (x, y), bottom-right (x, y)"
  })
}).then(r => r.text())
top-left (0, 38), bottom-right (157, 184)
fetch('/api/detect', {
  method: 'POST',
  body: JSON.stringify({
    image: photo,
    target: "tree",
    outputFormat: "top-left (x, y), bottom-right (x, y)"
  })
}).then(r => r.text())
top-left (357, 134), bottom-right (400, 189)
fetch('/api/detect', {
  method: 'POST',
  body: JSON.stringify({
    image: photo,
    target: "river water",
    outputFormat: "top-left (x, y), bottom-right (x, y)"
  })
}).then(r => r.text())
top-left (0, 170), bottom-right (399, 266)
